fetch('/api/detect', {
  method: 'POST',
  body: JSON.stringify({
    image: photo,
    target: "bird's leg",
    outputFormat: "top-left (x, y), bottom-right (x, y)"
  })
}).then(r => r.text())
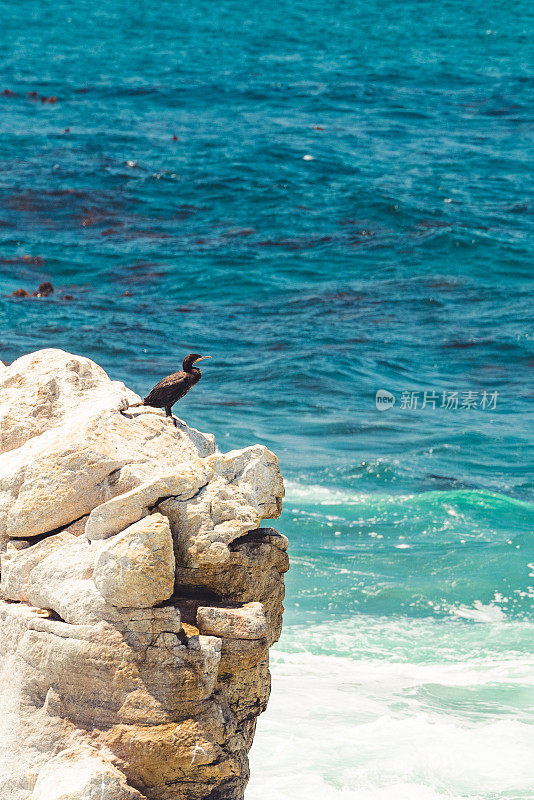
top-left (165, 406), bottom-right (178, 427)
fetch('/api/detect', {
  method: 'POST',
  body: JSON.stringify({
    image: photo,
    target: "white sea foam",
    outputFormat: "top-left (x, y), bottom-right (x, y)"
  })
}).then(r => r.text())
top-left (247, 616), bottom-right (534, 800)
top-left (450, 600), bottom-right (508, 623)
top-left (284, 480), bottom-right (534, 514)
top-left (285, 480), bottom-right (373, 506)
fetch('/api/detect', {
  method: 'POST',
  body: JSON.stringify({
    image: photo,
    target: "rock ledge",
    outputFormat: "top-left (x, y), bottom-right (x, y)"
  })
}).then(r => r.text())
top-left (0, 349), bottom-right (288, 800)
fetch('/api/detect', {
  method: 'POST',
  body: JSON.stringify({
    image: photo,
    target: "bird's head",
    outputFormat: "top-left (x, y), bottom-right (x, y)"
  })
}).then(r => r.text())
top-left (183, 353), bottom-right (212, 371)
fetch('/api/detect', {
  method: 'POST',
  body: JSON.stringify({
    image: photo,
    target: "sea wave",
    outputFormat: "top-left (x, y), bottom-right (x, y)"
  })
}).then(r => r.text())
top-left (284, 481), bottom-right (534, 516)
top-left (248, 616), bottom-right (534, 800)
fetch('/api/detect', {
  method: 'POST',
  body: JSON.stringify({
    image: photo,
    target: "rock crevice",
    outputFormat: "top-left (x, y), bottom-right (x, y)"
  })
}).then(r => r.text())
top-left (0, 350), bottom-right (288, 800)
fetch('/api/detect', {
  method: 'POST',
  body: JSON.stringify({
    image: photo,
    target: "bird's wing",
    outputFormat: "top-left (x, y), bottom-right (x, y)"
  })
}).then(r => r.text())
top-left (144, 371), bottom-right (189, 405)
top-left (152, 371), bottom-right (187, 391)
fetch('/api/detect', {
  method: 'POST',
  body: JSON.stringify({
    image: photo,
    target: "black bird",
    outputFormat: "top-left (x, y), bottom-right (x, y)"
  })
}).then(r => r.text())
top-left (141, 353), bottom-right (211, 425)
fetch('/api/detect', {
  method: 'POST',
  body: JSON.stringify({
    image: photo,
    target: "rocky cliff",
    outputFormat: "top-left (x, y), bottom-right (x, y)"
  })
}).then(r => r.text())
top-left (0, 349), bottom-right (288, 800)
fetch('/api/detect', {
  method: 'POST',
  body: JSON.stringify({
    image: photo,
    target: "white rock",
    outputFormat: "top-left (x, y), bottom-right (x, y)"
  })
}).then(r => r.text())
top-left (0, 350), bottom-right (216, 544)
top-left (93, 513), bottom-right (175, 608)
top-left (27, 537), bottom-right (108, 624)
top-left (159, 447), bottom-right (284, 567)
top-left (85, 463), bottom-right (210, 541)
top-left (32, 746), bottom-right (146, 799)
top-left (0, 348), bottom-right (133, 455)
top-left (207, 445), bottom-right (285, 518)
top-left (0, 412), bottom-right (126, 540)
top-left (197, 602), bottom-right (268, 640)
top-left (0, 530), bottom-right (75, 601)
top-left (0, 348), bottom-right (287, 800)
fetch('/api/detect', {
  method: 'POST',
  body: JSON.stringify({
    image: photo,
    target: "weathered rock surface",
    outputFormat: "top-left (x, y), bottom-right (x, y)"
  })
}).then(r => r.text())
top-left (0, 349), bottom-right (288, 800)
top-left (93, 513), bottom-right (175, 608)
top-left (197, 602), bottom-right (268, 640)
top-left (31, 747), bottom-right (147, 800)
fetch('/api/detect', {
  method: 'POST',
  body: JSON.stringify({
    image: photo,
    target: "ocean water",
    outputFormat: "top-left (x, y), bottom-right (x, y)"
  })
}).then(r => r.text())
top-left (0, 0), bottom-right (533, 797)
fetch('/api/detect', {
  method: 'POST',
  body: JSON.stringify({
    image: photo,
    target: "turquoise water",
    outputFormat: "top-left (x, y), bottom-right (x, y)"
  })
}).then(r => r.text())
top-left (1, 1), bottom-right (533, 797)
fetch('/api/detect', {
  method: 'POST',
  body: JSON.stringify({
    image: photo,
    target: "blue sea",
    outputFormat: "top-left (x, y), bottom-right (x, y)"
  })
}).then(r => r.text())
top-left (1, 1), bottom-right (533, 797)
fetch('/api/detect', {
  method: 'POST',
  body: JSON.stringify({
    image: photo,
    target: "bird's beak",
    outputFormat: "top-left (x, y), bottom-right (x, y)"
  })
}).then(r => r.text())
top-left (195, 355), bottom-right (212, 362)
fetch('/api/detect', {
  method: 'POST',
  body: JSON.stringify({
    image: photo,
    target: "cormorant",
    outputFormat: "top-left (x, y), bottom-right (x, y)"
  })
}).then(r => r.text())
top-left (141, 353), bottom-right (211, 425)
